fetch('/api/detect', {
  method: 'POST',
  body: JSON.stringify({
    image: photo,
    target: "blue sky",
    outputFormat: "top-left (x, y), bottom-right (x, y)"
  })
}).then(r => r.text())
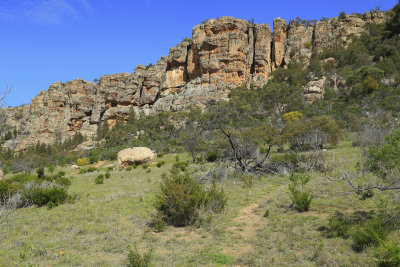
top-left (0, 0), bottom-right (397, 107)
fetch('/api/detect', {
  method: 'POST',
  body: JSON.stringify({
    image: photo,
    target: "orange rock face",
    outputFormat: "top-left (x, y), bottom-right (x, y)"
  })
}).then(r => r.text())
top-left (272, 18), bottom-right (287, 70)
top-left (2, 11), bottom-right (388, 150)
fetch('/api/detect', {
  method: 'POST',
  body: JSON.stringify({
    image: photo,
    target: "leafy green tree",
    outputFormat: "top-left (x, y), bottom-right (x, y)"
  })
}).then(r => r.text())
top-left (179, 125), bottom-right (206, 163)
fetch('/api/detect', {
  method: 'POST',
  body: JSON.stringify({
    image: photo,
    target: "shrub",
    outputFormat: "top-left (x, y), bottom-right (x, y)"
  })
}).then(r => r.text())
top-left (48, 165), bottom-right (55, 173)
top-left (283, 111), bottom-right (303, 122)
top-left (288, 172), bottom-right (312, 212)
top-left (105, 172), bottom-right (111, 179)
top-left (304, 41), bottom-right (313, 49)
top-left (175, 155), bottom-right (180, 162)
top-left (47, 201), bottom-right (56, 209)
top-left (126, 166), bottom-right (133, 171)
top-left (77, 158), bottom-right (90, 166)
top-left (57, 171), bottom-right (66, 177)
top-left (95, 175), bottom-right (104, 184)
top-left (22, 184), bottom-right (68, 207)
top-left (107, 167), bottom-right (113, 171)
top-left (157, 153), bottom-right (164, 158)
top-left (146, 168), bottom-right (151, 173)
top-left (375, 241), bottom-right (400, 267)
top-left (327, 211), bottom-right (352, 238)
top-left (353, 219), bottom-right (387, 252)
top-left (149, 218), bottom-right (166, 233)
top-left (205, 182), bottom-right (227, 213)
top-left (55, 177), bottom-right (72, 187)
top-left (339, 11), bottom-right (346, 20)
top-left (366, 130), bottom-right (400, 180)
top-left (87, 167), bottom-right (96, 173)
top-left (156, 173), bottom-right (206, 226)
top-left (36, 166), bottom-right (45, 179)
top-left (79, 169), bottom-right (87, 174)
top-left (89, 155), bottom-right (98, 164)
top-left (2, 166), bottom-right (9, 176)
top-left (156, 162), bottom-right (162, 168)
top-left (172, 161), bottom-right (188, 172)
top-left (206, 151), bottom-right (218, 162)
top-left (142, 164), bottom-right (149, 169)
top-left (263, 209), bottom-right (270, 217)
top-left (127, 246), bottom-right (152, 267)
top-left (155, 173), bottom-right (226, 227)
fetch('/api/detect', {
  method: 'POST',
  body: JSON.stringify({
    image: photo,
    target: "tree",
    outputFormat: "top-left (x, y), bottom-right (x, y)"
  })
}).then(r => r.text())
top-left (333, 130), bottom-right (400, 198)
top-left (179, 125), bottom-right (206, 163)
top-left (0, 80), bottom-right (12, 137)
top-left (127, 107), bottom-right (137, 125)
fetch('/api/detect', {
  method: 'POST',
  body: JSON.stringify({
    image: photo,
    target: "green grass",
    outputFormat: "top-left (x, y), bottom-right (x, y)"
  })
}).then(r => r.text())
top-left (0, 149), bottom-right (398, 266)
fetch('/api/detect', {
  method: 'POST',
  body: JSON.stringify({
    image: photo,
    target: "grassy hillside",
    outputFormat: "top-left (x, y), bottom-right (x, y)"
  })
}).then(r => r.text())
top-left (0, 144), bottom-right (398, 266)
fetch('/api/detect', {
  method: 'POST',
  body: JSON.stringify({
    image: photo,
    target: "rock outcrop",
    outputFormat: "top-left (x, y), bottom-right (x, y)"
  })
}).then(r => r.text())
top-left (303, 76), bottom-right (327, 105)
top-left (117, 147), bottom-right (154, 167)
top-left (1, 10), bottom-right (387, 150)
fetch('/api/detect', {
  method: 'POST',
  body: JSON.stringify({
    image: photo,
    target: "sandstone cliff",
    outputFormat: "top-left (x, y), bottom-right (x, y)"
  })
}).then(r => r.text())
top-left (1, 11), bottom-right (387, 150)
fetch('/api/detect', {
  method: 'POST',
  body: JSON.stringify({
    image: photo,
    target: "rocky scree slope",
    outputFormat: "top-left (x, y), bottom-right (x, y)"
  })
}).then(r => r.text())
top-left (1, 11), bottom-right (386, 151)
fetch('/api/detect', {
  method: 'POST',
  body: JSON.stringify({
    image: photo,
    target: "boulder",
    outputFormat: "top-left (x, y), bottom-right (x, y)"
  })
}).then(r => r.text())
top-left (71, 165), bottom-right (80, 169)
top-left (117, 147), bottom-right (154, 167)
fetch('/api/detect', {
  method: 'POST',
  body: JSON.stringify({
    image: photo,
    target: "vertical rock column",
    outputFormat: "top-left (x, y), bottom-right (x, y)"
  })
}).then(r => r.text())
top-left (252, 23), bottom-right (273, 87)
top-left (272, 18), bottom-right (287, 71)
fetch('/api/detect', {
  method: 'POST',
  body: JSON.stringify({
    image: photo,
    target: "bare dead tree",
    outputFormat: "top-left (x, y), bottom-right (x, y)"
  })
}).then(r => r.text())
top-left (0, 79), bottom-right (12, 108)
top-left (0, 79), bottom-right (13, 136)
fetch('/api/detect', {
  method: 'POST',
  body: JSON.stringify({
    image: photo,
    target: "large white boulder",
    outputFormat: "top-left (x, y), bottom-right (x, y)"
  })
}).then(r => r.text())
top-left (117, 147), bottom-right (154, 167)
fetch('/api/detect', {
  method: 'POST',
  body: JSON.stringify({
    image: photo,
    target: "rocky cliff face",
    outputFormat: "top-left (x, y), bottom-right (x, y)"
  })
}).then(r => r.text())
top-left (1, 11), bottom-right (387, 150)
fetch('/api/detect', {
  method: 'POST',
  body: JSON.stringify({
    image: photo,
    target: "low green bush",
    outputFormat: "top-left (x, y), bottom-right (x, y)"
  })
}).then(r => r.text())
top-left (326, 211), bottom-right (352, 238)
top-left (155, 173), bottom-right (226, 227)
top-left (126, 166), bottom-right (133, 171)
top-left (157, 153), bottom-right (164, 158)
top-left (288, 172), bottom-right (312, 212)
top-left (172, 161), bottom-right (188, 172)
top-left (353, 219), bottom-right (387, 252)
top-left (22, 185), bottom-right (68, 207)
top-left (127, 246), bottom-right (153, 267)
top-left (87, 167), bottom-right (96, 173)
top-left (36, 166), bottom-right (45, 179)
top-left (206, 151), bottom-right (218, 162)
top-left (55, 177), bottom-right (72, 187)
top-left (142, 164), bottom-right (149, 169)
top-left (89, 155), bottom-right (98, 164)
top-left (95, 175), bottom-right (104, 184)
top-left (105, 172), bottom-right (111, 179)
top-left (205, 182), bottom-right (227, 213)
top-left (149, 218), bottom-right (166, 233)
top-left (156, 161), bottom-right (166, 168)
top-left (375, 241), bottom-right (400, 267)
top-left (2, 166), bottom-right (9, 176)
top-left (48, 165), bottom-right (55, 173)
